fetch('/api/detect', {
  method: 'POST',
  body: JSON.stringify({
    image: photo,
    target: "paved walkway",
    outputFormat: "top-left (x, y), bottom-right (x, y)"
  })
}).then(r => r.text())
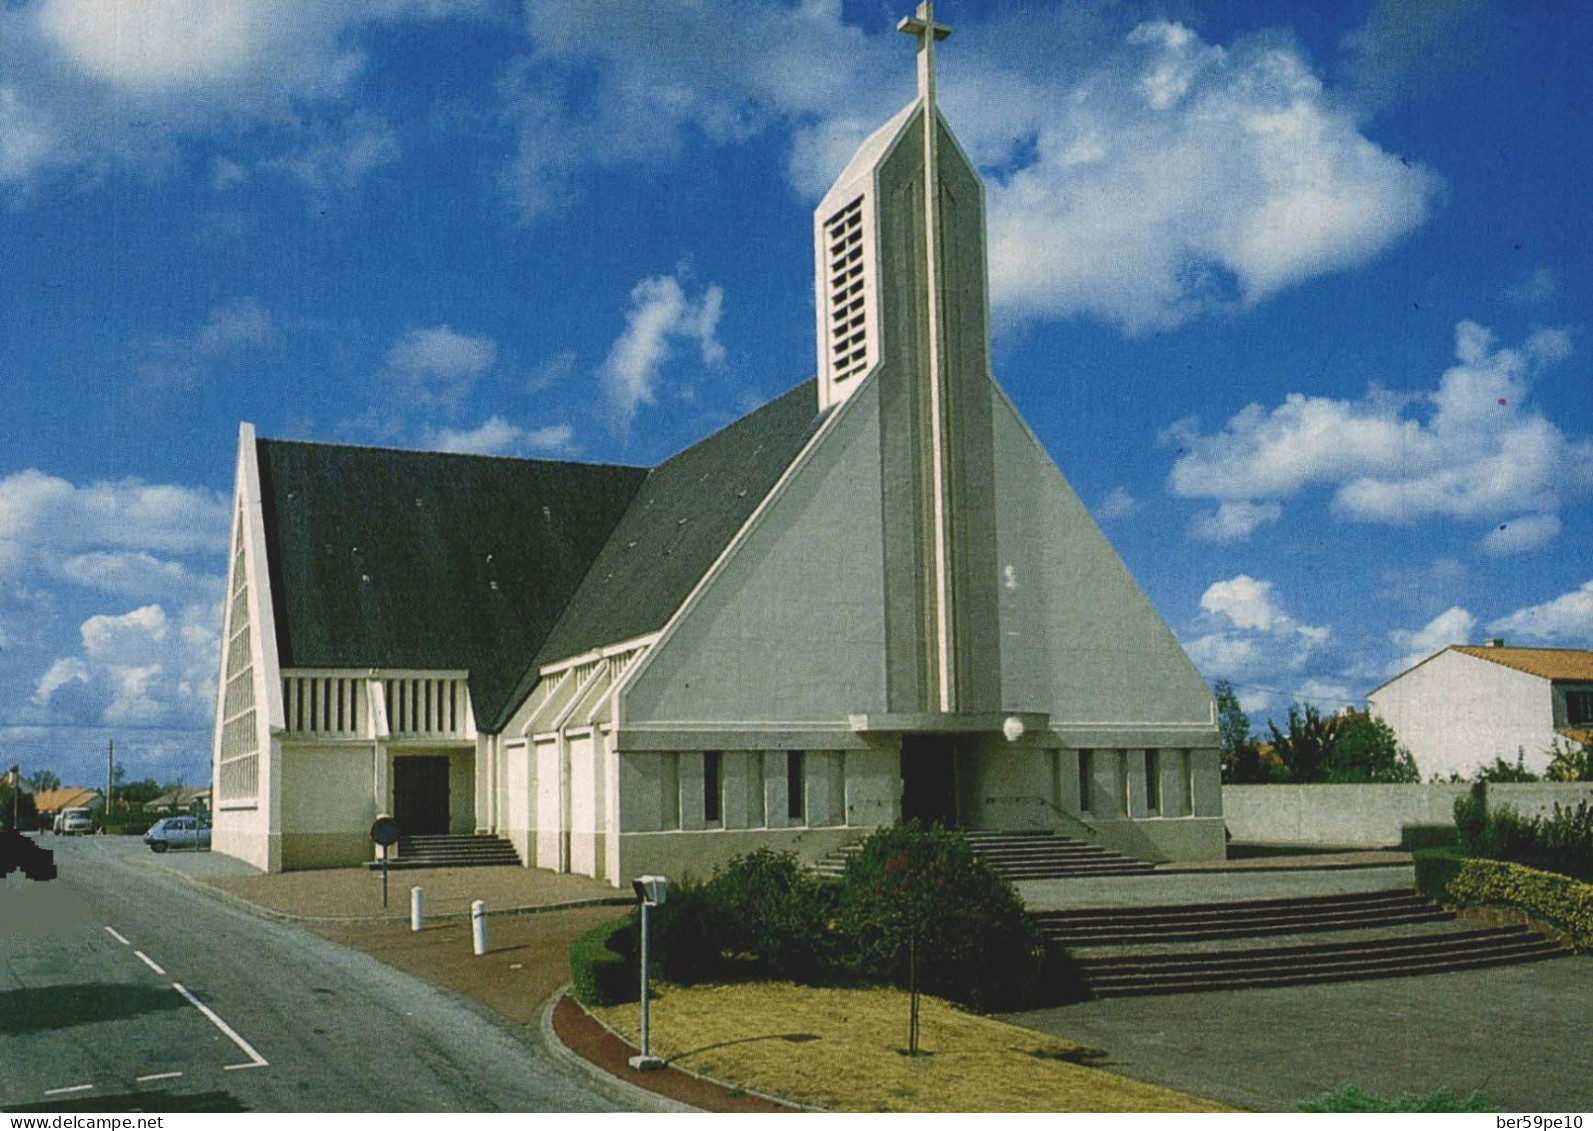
top-left (149, 848), bottom-right (628, 922)
top-left (1006, 953), bottom-right (1591, 1112)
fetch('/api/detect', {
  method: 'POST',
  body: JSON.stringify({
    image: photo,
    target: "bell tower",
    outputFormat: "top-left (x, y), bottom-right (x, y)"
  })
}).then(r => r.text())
top-left (812, 2), bottom-right (1000, 716)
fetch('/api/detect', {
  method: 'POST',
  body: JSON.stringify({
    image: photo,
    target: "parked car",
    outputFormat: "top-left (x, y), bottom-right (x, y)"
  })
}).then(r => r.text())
top-left (143, 816), bottom-right (211, 853)
top-left (53, 807), bottom-right (94, 835)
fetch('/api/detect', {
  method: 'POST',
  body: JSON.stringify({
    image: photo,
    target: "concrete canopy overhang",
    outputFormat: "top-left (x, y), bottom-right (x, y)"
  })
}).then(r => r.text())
top-left (848, 711), bottom-right (1049, 736)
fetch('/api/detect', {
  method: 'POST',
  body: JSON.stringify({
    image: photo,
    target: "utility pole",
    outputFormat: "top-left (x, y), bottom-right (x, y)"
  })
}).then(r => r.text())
top-left (105, 738), bottom-right (114, 833)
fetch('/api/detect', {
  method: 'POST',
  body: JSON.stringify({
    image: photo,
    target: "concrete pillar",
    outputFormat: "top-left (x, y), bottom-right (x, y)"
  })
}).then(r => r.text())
top-left (763, 751), bottom-right (789, 829)
top-left (1190, 748), bottom-right (1223, 817)
top-left (679, 752), bottom-right (706, 830)
top-left (1124, 749), bottom-right (1149, 819)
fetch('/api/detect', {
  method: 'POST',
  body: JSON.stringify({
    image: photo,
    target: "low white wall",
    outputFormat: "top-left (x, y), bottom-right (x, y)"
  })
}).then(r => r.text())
top-left (1222, 782), bottom-right (1593, 846)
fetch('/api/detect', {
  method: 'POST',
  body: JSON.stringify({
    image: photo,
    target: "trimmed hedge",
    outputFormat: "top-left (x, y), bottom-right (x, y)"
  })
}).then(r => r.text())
top-left (1443, 857), bottom-right (1593, 950)
top-left (1299, 1085), bottom-right (1495, 1113)
top-left (569, 917), bottom-right (638, 1006)
top-left (1412, 847), bottom-right (1468, 901)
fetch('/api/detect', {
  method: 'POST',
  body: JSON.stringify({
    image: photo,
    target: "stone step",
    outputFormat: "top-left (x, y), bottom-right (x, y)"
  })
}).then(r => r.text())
top-left (1039, 907), bottom-right (1453, 947)
top-left (808, 828), bottom-right (1153, 883)
top-left (1076, 925), bottom-right (1538, 973)
top-left (1031, 887), bottom-right (1425, 926)
top-left (367, 834), bottom-right (522, 870)
top-left (1083, 940), bottom-right (1570, 997)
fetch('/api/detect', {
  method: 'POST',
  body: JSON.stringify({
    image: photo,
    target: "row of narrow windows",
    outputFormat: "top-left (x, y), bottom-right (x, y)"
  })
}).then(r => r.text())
top-left (700, 750), bottom-right (806, 826)
top-left (1077, 749), bottom-right (1194, 817)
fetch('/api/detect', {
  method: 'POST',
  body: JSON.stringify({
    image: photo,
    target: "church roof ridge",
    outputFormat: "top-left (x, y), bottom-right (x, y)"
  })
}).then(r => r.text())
top-left (254, 432), bottom-right (646, 472)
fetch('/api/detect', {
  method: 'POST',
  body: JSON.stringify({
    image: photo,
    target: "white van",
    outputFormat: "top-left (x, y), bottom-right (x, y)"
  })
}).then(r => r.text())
top-left (53, 807), bottom-right (94, 835)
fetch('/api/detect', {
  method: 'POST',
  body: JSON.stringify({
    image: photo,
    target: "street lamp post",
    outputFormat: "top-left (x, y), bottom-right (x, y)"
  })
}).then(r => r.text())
top-left (628, 875), bottom-right (668, 1072)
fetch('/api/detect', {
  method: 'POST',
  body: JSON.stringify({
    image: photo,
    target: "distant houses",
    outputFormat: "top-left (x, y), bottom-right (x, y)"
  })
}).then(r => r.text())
top-left (33, 787), bottom-right (105, 819)
top-left (1369, 642), bottom-right (1593, 779)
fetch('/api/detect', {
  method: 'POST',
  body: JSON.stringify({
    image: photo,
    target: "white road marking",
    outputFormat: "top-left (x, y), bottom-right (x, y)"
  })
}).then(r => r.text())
top-left (134, 950), bottom-right (166, 976)
top-left (172, 982), bottom-right (268, 1070)
top-left (44, 1084), bottom-right (94, 1096)
top-left (136, 1072), bottom-right (184, 1083)
top-left (104, 926), bottom-right (130, 946)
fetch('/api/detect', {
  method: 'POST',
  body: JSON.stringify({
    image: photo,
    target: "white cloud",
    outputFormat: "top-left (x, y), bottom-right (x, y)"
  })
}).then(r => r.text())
top-left (135, 298), bottom-right (272, 391)
top-left (262, 113), bottom-right (401, 202)
top-left (0, 469), bottom-right (229, 578)
top-left (1490, 580), bottom-right (1593, 646)
top-left (981, 21), bottom-right (1436, 332)
top-left (385, 326), bottom-right (498, 406)
top-left (599, 274), bottom-right (725, 435)
top-left (1294, 678), bottom-right (1356, 714)
top-left (429, 418), bottom-right (578, 458)
top-left (1189, 500), bottom-right (1282, 543)
top-left (59, 551), bottom-right (223, 602)
top-left (1168, 321), bottom-right (1592, 539)
top-left (1201, 575), bottom-right (1287, 631)
top-left (32, 602), bottom-right (219, 730)
top-left (0, 1), bottom-right (477, 189)
top-left (33, 658), bottom-right (88, 705)
top-left (1095, 487), bottom-right (1141, 521)
top-left (1390, 605), bottom-right (1477, 673)
top-left (1185, 575), bottom-right (1330, 693)
top-left (1481, 513), bottom-right (1561, 556)
top-left (503, 10), bottom-right (1434, 333)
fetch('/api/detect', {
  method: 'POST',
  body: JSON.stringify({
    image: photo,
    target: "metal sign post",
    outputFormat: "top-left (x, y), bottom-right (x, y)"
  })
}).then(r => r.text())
top-left (628, 875), bottom-right (668, 1072)
top-left (370, 815), bottom-right (402, 910)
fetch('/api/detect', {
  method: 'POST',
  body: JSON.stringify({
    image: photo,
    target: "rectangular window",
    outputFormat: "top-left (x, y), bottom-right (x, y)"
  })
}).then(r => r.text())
top-left (1077, 750), bottom-right (1092, 814)
top-left (1568, 691), bottom-right (1593, 726)
top-left (703, 751), bottom-right (722, 824)
top-left (787, 751), bottom-right (805, 822)
top-left (1145, 749), bottom-right (1161, 814)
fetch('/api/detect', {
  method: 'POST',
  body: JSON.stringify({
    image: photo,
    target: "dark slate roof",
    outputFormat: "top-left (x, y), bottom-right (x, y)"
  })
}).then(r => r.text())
top-left (489, 379), bottom-right (825, 729)
top-left (257, 379), bottom-right (825, 734)
top-left (256, 440), bottom-right (647, 728)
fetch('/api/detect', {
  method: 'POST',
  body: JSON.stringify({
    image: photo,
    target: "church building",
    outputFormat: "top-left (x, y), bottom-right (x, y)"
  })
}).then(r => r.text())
top-left (211, 6), bottom-right (1225, 882)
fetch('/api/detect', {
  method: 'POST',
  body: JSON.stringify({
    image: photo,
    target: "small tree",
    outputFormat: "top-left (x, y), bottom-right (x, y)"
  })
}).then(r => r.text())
top-left (1, 777), bottom-right (39, 831)
top-left (1545, 739), bottom-right (1592, 783)
top-left (25, 769), bottom-right (60, 793)
top-left (1267, 703), bottom-right (1342, 783)
top-left (1215, 681), bottom-right (1265, 783)
top-left (840, 824), bottom-right (1040, 1054)
top-left (1326, 711), bottom-right (1419, 783)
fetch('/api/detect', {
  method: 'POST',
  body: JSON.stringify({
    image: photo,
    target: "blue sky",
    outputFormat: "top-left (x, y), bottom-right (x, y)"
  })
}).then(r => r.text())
top-left (1, 0), bottom-right (1589, 788)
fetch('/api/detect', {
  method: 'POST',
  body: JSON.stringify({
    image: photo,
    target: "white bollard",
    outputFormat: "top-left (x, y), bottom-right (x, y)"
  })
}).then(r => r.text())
top-left (411, 886), bottom-right (424, 932)
top-left (471, 899), bottom-right (488, 956)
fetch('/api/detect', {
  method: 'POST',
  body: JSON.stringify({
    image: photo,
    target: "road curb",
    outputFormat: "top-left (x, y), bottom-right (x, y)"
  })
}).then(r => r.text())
top-left (534, 987), bottom-right (699, 1114)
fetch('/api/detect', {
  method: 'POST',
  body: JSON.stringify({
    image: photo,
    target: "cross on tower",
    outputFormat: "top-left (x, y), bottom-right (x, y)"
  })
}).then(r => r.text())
top-left (898, 2), bottom-right (959, 713)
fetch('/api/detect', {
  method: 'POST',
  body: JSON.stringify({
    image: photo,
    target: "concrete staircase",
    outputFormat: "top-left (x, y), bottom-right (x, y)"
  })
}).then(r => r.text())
top-left (1033, 889), bottom-right (1570, 997)
top-left (810, 829), bottom-right (1155, 882)
top-left (366, 834), bottom-right (522, 870)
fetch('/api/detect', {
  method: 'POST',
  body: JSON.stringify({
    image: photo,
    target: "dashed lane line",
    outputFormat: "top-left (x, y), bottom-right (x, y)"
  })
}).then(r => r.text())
top-left (134, 950), bottom-right (167, 976)
top-left (172, 982), bottom-right (269, 1071)
top-left (43, 1085), bottom-right (95, 1096)
top-left (104, 926), bottom-right (130, 946)
top-left (135, 1072), bottom-right (184, 1083)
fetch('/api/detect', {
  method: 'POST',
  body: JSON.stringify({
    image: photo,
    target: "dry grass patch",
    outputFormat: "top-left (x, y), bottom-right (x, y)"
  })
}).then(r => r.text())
top-left (590, 983), bottom-right (1232, 1113)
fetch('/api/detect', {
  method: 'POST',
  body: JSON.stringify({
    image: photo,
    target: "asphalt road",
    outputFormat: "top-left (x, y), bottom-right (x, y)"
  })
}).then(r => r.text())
top-left (0, 834), bottom-right (622, 1113)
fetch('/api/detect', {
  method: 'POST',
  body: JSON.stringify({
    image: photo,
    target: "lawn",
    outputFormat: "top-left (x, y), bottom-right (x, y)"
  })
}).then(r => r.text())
top-left (589, 982), bottom-right (1235, 1113)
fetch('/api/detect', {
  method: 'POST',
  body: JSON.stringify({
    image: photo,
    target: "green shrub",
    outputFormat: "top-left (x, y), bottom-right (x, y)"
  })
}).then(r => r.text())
top-left (1412, 847), bottom-right (1468, 901)
top-left (838, 823), bottom-right (1044, 1012)
top-left (1445, 858), bottom-right (1593, 949)
top-left (642, 878), bottom-right (728, 985)
top-left (1400, 824), bottom-right (1457, 850)
top-left (1455, 785), bottom-right (1593, 883)
top-left (1300, 1085), bottom-right (1495, 1113)
top-left (568, 917), bottom-right (637, 1006)
top-left (706, 849), bottom-right (846, 982)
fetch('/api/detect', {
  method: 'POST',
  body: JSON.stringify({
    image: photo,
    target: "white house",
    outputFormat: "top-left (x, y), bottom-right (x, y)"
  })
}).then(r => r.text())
top-left (1368, 643), bottom-right (1593, 779)
top-left (211, 14), bottom-right (1225, 883)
